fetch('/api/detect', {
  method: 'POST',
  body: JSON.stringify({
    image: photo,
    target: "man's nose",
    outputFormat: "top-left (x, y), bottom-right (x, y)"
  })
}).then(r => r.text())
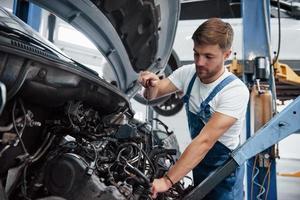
top-left (195, 56), bottom-right (205, 66)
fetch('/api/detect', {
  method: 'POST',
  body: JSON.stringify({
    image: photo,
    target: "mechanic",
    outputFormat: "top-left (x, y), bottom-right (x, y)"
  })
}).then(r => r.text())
top-left (138, 18), bottom-right (249, 199)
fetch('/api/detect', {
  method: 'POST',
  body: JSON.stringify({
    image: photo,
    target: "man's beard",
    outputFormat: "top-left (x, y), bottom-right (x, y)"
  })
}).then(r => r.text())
top-left (196, 66), bottom-right (210, 78)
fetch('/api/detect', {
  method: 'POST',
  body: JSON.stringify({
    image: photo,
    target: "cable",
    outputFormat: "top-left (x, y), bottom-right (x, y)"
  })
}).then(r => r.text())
top-left (264, 164), bottom-right (271, 200)
top-left (258, 161), bottom-right (272, 200)
top-left (119, 142), bottom-right (156, 172)
top-left (0, 179), bottom-right (8, 200)
top-left (22, 164), bottom-right (28, 197)
top-left (31, 135), bottom-right (56, 163)
top-left (250, 155), bottom-right (258, 200)
top-left (272, 0), bottom-right (281, 65)
top-left (90, 143), bottom-right (98, 164)
top-left (263, 0), bottom-right (278, 117)
top-left (12, 99), bottom-right (28, 155)
top-left (250, 155), bottom-right (268, 200)
top-left (262, 0), bottom-right (272, 61)
top-left (270, 0), bottom-right (281, 116)
top-left (152, 118), bottom-right (174, 137)
top-left (67, 102), bottom-right (76, 128)
top-left (253, 166), bottom-right (265, 200)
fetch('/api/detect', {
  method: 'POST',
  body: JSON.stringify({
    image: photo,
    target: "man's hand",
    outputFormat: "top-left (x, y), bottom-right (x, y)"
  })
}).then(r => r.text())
top-left (138, 70), bottom-right (178, 100)
top-left (138, 71), bottom-right (160, 99)
top-left (138, 71), bottom-right (159, 88)
top-left (151, 177), bottom-right (172, 199)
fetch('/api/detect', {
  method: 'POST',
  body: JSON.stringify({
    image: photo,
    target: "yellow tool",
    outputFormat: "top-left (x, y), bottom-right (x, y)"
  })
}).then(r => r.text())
top-left (273, 59), bottom-right (300, 86)
top-left (226, 52), bottom-right (243, 76)
top-left (278, 171), bottom-right (300, 178)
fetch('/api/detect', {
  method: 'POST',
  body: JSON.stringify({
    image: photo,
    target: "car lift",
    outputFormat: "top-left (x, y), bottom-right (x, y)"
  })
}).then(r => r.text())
top-left (184, 0), bottom-right (300, 200)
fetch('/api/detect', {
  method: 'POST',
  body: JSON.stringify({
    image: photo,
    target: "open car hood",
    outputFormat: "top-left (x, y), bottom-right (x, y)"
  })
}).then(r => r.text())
top-left (0, 6), bottom-right (135, 116)
top-left (30, 0), bottom-right (180, 96)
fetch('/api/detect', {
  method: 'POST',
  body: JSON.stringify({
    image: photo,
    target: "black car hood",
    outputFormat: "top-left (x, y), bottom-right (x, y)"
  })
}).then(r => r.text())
top-left (30, 0), bottom-right (180, 96)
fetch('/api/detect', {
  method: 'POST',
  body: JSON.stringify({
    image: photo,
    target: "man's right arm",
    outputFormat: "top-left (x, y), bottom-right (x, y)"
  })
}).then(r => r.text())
top-left (138, 71), bottom-right (178, 100)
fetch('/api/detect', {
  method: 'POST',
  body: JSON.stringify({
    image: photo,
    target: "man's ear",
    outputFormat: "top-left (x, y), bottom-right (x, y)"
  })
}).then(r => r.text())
top-left (224, 49), bottom-right (232, 60)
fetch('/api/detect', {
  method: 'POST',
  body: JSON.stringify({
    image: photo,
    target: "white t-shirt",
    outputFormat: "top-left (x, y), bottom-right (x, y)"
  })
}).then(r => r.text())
top-left (168, 65), bottom-right (249, 150)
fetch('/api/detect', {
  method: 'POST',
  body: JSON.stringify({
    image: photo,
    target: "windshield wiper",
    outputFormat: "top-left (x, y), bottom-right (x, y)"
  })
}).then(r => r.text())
top-left (0, 24), bottom-right (64, 57)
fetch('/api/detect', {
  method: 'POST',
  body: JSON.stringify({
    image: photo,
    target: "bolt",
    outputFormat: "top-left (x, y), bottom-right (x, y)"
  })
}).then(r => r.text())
top-left (38, 69), bottom-right (47, 78)
top-left (278, 122), bottom-right (285, 127)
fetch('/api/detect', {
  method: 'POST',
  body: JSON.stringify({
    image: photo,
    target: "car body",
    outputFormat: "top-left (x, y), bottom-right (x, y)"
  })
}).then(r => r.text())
top-left (174, 0), bottom-right (300, 67)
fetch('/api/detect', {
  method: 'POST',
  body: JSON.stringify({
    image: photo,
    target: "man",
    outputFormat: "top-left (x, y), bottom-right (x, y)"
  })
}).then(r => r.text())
top-left (138, 18), bottom-right (249, 199)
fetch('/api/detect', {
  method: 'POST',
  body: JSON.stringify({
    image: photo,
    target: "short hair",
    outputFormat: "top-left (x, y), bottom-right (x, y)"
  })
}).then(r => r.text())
top-left (192, 18), bottom-right (233, 50)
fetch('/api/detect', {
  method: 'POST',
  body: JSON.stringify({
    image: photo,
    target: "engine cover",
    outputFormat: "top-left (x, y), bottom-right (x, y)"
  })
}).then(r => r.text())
top-left (44, 153), bottom-right (125, 200)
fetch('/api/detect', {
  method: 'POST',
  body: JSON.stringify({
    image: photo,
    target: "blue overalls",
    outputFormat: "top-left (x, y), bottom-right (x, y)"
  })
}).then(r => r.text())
top-left (182, 73), bottom-right (244, 200)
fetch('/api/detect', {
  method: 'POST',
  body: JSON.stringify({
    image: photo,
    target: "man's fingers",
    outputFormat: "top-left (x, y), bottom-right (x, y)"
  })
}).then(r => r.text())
top-left (145, 80), bottom-right (151, 88)
top-left (151, 185), bottom-right (157, 199)
top-left (151, 190), bottom-right (157, 199)
top-left (138, 71), bottom-right (159, 88)
top-left (150, 80), bottom-right (158, 87)
top-left (138, 72), bottom-right (150, 86)
top-left (145, 79), bottom-right (158, 87)
top-left (152, 193), bottom-right (157, 199)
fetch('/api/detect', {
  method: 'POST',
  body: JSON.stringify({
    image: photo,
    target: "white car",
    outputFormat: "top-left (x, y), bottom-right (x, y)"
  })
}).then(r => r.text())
top-left (173, 0), bottom-right (300, 65)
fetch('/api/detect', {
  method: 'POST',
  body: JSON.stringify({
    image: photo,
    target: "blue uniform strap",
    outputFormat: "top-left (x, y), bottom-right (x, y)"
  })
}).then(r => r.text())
top-left (200, 74), bottom-right (237, 109)
top-left (182, 73), bottom-right (197, 103)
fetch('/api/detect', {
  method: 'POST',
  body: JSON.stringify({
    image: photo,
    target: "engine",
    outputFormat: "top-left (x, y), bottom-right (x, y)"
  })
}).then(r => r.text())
top-left (0, 99), bottom-right (187, 200)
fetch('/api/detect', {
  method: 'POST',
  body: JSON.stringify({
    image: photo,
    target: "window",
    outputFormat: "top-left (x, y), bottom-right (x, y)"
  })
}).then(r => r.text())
top-left (180, 0), bottom-right (241, 20)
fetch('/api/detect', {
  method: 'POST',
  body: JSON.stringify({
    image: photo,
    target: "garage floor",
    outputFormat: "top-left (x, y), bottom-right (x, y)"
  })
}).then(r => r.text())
top-left (277, 158), bottom-right (300, 200)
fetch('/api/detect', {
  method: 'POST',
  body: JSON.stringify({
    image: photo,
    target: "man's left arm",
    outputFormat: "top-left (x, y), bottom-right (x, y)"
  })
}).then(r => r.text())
top-left (151, 112), bottom-right (237, 198)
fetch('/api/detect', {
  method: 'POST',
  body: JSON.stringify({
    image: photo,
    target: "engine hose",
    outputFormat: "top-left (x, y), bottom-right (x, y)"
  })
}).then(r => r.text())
top-left (149, 148), bottom-right (176, 160)
top-left (0, 181), bottom-right (8, 200)
top-left (118, 143), bottom-right (155, 172)
top-left (149, 148), bottom-right (177, 178)
top-left (124, 160), bottom-right (151, 188)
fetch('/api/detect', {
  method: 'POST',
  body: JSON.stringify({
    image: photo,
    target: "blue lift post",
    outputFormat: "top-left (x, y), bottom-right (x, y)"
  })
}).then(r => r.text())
top-left (242, 0), bottom-right (278, 199)
top-left (184, 0), bottom-right (300, 199)
top-left (13, 0), bottom-right (41, 32)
